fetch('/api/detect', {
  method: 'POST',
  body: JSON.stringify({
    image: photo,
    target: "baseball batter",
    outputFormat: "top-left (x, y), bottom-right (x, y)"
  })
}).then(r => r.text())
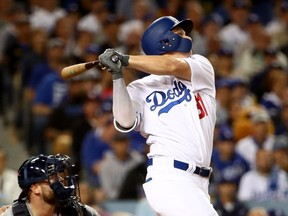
top-left (99, 16), bottom-right (218, 216)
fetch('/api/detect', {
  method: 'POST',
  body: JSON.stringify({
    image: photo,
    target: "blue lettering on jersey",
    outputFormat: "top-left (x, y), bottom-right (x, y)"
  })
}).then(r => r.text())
top-left (146, 80), bottom-right (192, 116)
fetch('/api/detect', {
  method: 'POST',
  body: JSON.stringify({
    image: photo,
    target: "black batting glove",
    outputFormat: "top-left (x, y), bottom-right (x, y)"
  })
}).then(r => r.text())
top-left (98, 49), bottom-right (130, 80)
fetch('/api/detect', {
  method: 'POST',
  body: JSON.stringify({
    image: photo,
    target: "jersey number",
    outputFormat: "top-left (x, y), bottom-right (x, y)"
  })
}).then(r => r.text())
top-left (195, 93), bottom-right (208, 119)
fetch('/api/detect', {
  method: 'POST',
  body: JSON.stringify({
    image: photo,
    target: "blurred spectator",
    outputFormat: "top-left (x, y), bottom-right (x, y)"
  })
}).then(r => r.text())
top-left (200, 13), bottom-right (223, 57)
top-left (81, 98), bottom-right (115, 188)
top-left (237, 149), bottom-right (286, 201)
top-left (213, 180), bottom-right (248, 216)
top-left (1, 4), bottom-right (31, 124)
top-left (71, 30), bottom-right (95, 62)
top-left (213, 47), bottom-right (235, 80)
top-left (230, 78), bottom-right (256, 107)
top-left (0, 147), bottom-right (21, 204)
top-left (260, 64), bottom-right (288, 123)
top-left (25, 38), bottom-right (69, 153)
top-left (99, 15), bottom-right (121, 52)
top-left (118, 145), bottom-right (150, 200)
top-left (31, 56), bottom-right (69, 154)
top-left (219, 0), bottom-right (251, 53)
top-left (68, 94), bottom-right (101, 174)
top-left (16, 28), bottom-right (48, 136)
top-left (29, 0), bottom-right (66, 33)
top-left (250, 0), bottom-right (274, 25)
top-left (225, 99), bottom-right (247, 140)
top-left (211, 125), bottom-right (250, 187)
top-left (266, 1), bottom-right (288, 51)
top-left (275, 102), bottom-right (288, 135)
top-left (234, 18), bottom-right (269, 80)
top-left (249, 62), bottom-right (287, 103)
top-left (77, 0), bottom-right (109, 44)
top-left (117, 19), bottom-right (145, 55)
top-left (215, 78), bottom-right (233, 125)
top-left (98, 133), bottom-right (145, 202)
top-left (116, 19), bottom-right (146, 84)
top-left (185, 0), bottom-right (206, 55)
top-left (273, 136), bottom-right (288, 172)
top-left (44, 73), bottom-right (100, 149)
top-left (20, 28), bottom-right (48, 90)
top-left (0, 0), bottom-right (11, 114)
top-left (235, 26), bottom-right (287, 81)
top-left (50, 16), bottom-right (77, 58)
top-left (76, 43), bottom-right (102, 79)
top-left (27, 38), bottom-right (67, 100)
top-left (132, 0), bottom-right (157, 24)
top-left (0, 0), bottom-right (20, 61)
top-left (235, 109), bottom-right (274, 168)
top-left (115, 0), bottom-right (158, 21)
top-left (13, 28), bottom-right (49, 147)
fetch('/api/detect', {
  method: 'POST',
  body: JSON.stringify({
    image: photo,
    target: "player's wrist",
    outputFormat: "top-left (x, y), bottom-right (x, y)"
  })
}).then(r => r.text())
top-left (121, 54), bottom-right (130, 67)
top-left (111, 70), bottom-right (123, 80)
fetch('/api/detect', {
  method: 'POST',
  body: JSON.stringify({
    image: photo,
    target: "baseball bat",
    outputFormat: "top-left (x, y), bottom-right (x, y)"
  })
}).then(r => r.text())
top-left (61, 60), bottom-right (100, 80)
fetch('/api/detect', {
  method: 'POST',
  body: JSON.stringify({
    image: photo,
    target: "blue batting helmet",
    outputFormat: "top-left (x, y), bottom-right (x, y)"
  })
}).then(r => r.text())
top-left (141, 16), bottom-right (193, 55)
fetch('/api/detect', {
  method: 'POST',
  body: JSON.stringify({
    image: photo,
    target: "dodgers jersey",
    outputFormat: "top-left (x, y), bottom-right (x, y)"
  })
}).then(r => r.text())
top-left (124, 54), bottom-right (216, 167)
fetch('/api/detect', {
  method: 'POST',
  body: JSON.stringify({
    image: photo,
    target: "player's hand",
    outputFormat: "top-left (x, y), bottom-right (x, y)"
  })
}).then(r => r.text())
top-left (98, 49), bottom-right (129, 80)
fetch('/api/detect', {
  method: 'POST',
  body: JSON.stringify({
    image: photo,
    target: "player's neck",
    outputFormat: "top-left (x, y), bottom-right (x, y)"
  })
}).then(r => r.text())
top-left (29, 199), bottom-right (56, 216)
top-left (164, 51), bottom-right (191, 58)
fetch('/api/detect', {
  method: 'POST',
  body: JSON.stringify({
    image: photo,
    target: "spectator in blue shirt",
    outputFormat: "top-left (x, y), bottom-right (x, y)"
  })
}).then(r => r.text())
top-left (211, 125), bottom-right (250, 186)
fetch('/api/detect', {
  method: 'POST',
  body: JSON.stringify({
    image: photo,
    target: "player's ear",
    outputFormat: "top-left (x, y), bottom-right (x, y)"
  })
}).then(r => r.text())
top-left (30, 184), bottom-right (41, 195)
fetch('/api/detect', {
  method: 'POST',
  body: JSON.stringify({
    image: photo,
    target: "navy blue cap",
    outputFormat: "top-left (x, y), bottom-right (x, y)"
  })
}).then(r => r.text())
top-left (66, 3), bottom-right (79, 12)
top-left (216, 78), bottom-right (232, 89)
top-left (202, 13), bottom-right (223, 26)
top-left (247, 13), bottom-right (261, 24)
top-left (100, 98), bottom-right (113, 113)
top-left (218, 125), bottom-right (234, 141)
top-left (84, 44), bottom-right (102, 55)
top-left (232, 0), bottom-right (250, 9)
top-left (104, 14), bottom-right (121, 25)
top-left (217, 47), bottom-right (234, 56)
top-left (229, 78), bottom-right (247, 88)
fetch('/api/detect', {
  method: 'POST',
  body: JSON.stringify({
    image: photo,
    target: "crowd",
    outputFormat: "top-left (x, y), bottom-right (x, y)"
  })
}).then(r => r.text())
top-left (0, 0), bottom-right (288, 215)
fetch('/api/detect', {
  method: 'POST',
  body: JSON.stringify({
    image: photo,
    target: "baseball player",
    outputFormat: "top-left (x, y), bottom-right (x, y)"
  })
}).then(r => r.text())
top-left (0, 154), bottom-right (100, 216)
top-left (99, 16), bottom-right (218, 216)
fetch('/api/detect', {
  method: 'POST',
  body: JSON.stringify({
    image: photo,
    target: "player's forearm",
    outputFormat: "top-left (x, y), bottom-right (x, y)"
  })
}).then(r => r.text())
top-left (112, 79), bottom-right (136, 128)
top-left (127, 55), bottom-right (190, 80)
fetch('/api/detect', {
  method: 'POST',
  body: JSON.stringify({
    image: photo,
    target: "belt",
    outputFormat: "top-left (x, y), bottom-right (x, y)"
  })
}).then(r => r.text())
top-left (147, 158), bottom-right (212, 178)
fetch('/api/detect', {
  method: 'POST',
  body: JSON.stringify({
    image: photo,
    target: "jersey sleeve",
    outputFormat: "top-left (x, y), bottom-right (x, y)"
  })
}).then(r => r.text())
top-left (184, 54), bottom-right (216, 98)
top-left (113, 81), bottom-right (143, 133)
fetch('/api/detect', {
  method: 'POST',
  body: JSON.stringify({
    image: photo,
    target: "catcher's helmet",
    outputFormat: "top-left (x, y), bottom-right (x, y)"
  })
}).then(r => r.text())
top-left (141, 16), bottom-right (193, 55)
top-left (18, 154), bottom-right (80, 206)
top-left (18, 154), bottom-right (49, 189)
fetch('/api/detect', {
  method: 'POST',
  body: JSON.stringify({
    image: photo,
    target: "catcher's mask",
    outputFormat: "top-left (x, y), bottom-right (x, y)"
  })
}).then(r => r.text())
top-left (18, 154), bottom-right (80, 206)
top-left (141, 16), bottom-right (193, 55)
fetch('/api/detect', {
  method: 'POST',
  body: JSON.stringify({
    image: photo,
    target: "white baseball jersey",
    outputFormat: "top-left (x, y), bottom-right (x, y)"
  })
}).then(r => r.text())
top-left (121, 54), bottom-right (216, 167)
